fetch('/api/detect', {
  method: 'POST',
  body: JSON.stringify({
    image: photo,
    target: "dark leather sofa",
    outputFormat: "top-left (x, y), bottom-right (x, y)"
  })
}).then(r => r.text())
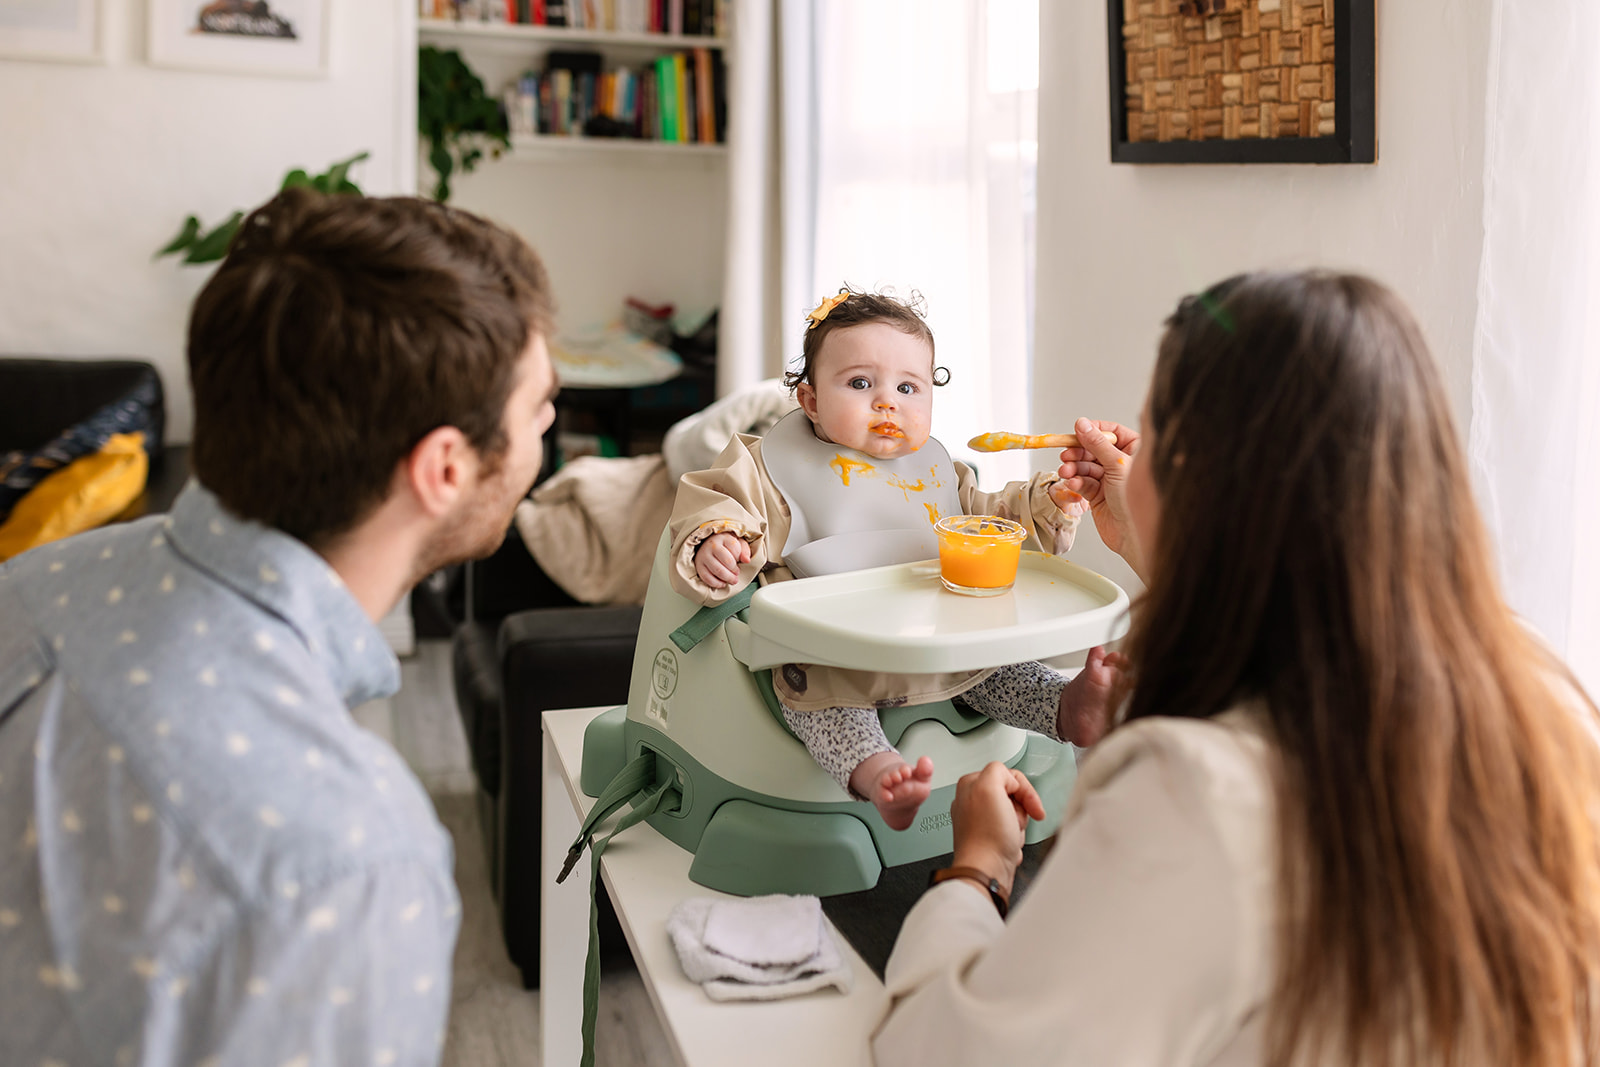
top-left (450, 527), bottom-right (640, 988)
top-left (0, 357), bottom-right (189, 520)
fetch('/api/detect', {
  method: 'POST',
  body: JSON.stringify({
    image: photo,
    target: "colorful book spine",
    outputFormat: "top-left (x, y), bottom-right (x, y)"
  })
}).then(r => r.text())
top-left (655, 56), bottom-right (672, 141)
top-left (673, 52), bottom-right (689, 143)
top-left (694, 47), bottom-right (712, 142)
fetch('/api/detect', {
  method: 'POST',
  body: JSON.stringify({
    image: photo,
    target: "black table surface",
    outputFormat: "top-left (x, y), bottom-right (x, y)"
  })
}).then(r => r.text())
top-left (821, 838), bottom-right (1052, 980)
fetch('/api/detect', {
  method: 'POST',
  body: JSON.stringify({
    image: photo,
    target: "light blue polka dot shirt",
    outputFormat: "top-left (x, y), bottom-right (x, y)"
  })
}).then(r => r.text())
top-left (0, 484), bottom-right (460, 1067)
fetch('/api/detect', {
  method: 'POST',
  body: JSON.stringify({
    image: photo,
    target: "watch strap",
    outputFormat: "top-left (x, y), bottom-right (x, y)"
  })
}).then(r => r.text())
top-left (928, 865), bottom-right (1009, 918)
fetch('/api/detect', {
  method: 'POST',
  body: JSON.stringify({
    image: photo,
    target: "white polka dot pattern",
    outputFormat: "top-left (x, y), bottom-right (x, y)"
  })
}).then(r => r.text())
top-left (0, 487), bottom-right (437, 1064)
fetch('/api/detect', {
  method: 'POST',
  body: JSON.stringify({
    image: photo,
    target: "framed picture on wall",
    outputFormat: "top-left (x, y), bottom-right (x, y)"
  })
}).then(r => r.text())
top-left (147, 0), bottom-right (329, 77)
top-left (0, 0), bottom-right (105, 63)
top-left (1106, 0), bottom-right (1375, 164)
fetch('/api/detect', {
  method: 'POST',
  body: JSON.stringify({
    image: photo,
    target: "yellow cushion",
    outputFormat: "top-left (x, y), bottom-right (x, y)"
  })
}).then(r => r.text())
top-left (0, 432), bottom-right (149, 562)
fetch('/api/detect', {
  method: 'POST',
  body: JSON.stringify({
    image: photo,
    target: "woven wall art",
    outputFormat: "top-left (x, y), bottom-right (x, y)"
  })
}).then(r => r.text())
top-left (1105, 0), bottom-right (1375, 164)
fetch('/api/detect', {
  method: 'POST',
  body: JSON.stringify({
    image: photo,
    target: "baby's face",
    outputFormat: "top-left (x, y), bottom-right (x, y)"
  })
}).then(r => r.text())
top-left (796, 322), bottom-right (935, 459)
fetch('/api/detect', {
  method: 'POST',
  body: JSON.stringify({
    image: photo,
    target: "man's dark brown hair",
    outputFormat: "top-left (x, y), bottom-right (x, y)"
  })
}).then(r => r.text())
top-left (187, 187), bottom-right (554, 546)
top-left (782, 285), bottom-right (948, 390)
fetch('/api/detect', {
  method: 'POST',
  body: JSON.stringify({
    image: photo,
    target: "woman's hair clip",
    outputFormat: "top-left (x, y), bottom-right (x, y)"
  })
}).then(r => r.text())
top-left (806, 290), bottom-right (851, 330)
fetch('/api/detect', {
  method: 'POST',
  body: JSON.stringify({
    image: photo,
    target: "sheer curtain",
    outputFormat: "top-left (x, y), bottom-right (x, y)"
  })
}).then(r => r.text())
top-left (720, 0), bottom-right (1040, 487)
top-left (808, 0), bottom-right (1038, 485)
top-left (1470, 0), bottom-right (1600, 694)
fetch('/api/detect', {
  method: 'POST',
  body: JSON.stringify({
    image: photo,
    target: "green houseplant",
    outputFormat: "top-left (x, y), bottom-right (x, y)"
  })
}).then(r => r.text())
top-left (418, 45), bottom-right (510, 202)
top-left (155, 151), bottom-right (369, 265)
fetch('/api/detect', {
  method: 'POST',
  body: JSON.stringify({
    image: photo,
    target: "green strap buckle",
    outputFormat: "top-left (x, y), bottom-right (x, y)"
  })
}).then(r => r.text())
top-left (668, 583), bottom-right (757, 653)
top-left (556, 751), bottom-right (659, 884)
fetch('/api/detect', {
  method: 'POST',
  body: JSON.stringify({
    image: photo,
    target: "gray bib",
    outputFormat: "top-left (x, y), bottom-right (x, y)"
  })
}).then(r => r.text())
top-left (761, 409), bottom-right (962, 578)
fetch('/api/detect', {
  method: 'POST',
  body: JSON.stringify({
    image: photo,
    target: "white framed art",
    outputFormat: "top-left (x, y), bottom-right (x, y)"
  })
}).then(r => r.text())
top-left (0, 0), bottom-right (105, 63)
top-left (147, 0), bottom-right (328, 77)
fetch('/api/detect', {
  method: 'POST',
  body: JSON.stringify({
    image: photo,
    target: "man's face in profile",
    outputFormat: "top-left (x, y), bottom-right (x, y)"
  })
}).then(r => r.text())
top-left (421, 331), bottom-right (559, 573)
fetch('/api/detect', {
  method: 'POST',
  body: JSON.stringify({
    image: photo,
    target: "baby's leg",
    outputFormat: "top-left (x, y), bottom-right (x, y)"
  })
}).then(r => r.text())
top-left (780, 704), bottom-right (935, 830)
top-left (960, 661), bottom-right (1069, 740)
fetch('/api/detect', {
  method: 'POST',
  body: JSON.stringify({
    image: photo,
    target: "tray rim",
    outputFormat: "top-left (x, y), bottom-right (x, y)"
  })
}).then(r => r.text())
top-left (739, 552), bottom-right (1131, 672)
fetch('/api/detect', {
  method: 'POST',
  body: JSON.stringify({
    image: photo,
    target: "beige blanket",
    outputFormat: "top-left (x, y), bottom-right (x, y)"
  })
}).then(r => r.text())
top-left (513, 453), bottom-right (677, 605)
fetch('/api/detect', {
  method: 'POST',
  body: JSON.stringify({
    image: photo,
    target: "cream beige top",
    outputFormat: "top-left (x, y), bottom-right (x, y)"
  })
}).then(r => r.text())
top-left (666, 432), bottom-right (1083, 711)
top-left (873, 709), bottom-right (1278, 1066)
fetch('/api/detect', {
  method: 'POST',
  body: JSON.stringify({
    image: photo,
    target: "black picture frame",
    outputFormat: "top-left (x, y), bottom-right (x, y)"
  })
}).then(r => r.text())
top-left (1106, 0), bottom-right (1375, 164)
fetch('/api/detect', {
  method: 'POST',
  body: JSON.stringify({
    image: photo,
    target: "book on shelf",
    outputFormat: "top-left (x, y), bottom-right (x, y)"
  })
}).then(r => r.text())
top-left (693, 47), bottom-right (713, 144)
top-left (500, 42), bottom-right (725, 143)
top-left (675, 51), bottom-right (690, 143)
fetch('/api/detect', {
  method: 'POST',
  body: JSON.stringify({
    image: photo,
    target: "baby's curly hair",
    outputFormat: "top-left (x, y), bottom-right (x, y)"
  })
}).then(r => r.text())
top-left (782, 285), bottom-right (951, 391)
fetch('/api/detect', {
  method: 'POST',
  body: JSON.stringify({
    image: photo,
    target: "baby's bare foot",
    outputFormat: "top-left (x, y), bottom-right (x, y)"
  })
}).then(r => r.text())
top-left (872, 755), bottom-right (935, 830)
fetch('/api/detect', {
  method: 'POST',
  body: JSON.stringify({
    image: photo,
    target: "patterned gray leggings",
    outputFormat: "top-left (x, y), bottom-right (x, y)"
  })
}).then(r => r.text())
top-left (778, 660), bottom-right (1068, 795)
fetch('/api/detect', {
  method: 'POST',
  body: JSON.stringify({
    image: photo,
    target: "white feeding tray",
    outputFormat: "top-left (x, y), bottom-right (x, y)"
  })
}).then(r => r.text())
top-left (723, 551), bottom-right (1130, 674)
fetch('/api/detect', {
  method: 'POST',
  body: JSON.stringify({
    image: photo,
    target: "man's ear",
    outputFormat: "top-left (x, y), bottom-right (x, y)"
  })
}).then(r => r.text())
top-left (404, 425), bottom-right (476, 518)
top-left (795, 381), bottom-right (818, 421)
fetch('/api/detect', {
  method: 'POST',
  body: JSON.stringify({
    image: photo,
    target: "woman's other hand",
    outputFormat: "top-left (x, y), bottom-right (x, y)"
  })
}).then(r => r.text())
top-left (950, 762), bottom-right (1047, 896)
top-left (1058, 418), bottom-right (1144, 577)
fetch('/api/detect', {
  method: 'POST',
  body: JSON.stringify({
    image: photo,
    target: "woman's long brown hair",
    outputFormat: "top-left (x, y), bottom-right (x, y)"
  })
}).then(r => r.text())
top-left (1121, 271), bottom-right (1600, 1065)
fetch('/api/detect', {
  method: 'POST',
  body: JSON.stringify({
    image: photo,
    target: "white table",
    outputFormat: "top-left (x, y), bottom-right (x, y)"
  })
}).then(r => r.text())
top-left (540, 706), bottom-right (890, 1067)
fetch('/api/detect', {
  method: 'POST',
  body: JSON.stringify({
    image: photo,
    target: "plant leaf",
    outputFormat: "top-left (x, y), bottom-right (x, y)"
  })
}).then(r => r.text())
top-left (182, 211), bottom-right (245, 264)
top-left (154, 215), bottom-right (202, 259)
top-left (319, 150), bottom-right (370, 194)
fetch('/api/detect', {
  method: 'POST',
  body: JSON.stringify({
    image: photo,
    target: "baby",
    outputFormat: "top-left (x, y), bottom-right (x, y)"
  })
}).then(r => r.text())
top-left (667, 288), bottom-right (1123, 829)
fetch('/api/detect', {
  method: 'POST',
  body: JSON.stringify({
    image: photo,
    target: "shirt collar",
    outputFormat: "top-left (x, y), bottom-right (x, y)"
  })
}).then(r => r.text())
top-left (165, 482), bottom-right (401, 707)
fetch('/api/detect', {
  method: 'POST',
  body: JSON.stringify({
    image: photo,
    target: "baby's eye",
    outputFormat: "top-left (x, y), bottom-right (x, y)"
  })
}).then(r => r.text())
top-left (897, 382), bottom-right (918, 395)
top-left (848, 377), bottom-right (871, 390)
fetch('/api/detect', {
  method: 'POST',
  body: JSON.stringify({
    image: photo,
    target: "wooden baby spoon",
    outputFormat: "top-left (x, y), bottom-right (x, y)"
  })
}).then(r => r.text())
top-left (967, 430), bottom-right (1094, 452)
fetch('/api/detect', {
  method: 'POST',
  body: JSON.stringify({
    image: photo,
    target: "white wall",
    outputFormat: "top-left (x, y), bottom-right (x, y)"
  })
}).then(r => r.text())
top-left (446, 150), bottom-right (727, 335)
top-left (1033, 2), bottom-right (1493, 590)
top-left (0, 0), bottom-right (416, 443)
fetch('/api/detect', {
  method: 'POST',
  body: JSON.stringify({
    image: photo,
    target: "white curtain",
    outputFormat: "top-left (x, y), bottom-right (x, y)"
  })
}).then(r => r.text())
top-left (719, 0), bottom-right (784, 398)
top-left (720, 0), bottom-right (1040, 488)
top-left (1470, 0), bottom-right (1600, 695)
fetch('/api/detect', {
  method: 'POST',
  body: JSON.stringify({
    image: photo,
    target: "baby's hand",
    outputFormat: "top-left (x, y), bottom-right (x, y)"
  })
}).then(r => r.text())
top-left (695, 532), bottom-right (752, 588)
top-left (1047, 478), bottom-right (1088, 514)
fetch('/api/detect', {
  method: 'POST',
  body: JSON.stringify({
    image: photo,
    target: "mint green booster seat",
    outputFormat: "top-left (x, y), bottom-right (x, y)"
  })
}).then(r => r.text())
top-left (579, 531), bottom-right (1129, 897)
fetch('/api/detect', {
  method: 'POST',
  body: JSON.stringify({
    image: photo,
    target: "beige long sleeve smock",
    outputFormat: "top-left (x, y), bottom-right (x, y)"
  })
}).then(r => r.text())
top-left (666, 431), bottom-right (1083, 711)
top-left (872, 709), bottom-right (1278, 1066)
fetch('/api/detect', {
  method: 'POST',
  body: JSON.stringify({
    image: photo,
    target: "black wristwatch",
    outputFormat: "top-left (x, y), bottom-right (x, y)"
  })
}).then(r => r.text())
top-left (928, 865), bottom-right (1009, 918)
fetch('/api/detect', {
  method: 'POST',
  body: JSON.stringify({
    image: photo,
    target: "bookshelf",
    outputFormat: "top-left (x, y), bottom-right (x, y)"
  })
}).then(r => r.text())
top-left (416, 16), bottom-right (728, 154)
top-left (414, 6), bottom-right (733, 454)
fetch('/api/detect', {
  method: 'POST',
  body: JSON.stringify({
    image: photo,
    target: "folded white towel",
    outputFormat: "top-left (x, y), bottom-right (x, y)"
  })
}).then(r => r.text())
top-left (667, 894), bottom-right (854, 1002)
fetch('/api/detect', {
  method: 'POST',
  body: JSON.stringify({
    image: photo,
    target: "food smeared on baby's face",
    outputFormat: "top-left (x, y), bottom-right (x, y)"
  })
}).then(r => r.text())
top-left (799, 322), bottom-right (935, 460)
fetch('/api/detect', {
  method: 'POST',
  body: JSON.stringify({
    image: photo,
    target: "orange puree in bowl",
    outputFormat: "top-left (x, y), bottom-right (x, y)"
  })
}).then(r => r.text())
top-left (934, 515), bottom-right (1027, 596)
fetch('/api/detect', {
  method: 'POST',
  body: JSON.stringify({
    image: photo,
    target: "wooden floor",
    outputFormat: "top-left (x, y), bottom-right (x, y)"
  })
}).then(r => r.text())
top-left (355, 640), bottom-right (674, 1067)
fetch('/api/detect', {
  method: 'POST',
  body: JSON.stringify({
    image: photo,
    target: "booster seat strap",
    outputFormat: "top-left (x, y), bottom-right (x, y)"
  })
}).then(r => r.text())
top-left (557, 752), bottom-right (657, 884)
top-left (578, 775), bottom-right (676, 1067)
top-left (668, 583), bottom-right (757, 652)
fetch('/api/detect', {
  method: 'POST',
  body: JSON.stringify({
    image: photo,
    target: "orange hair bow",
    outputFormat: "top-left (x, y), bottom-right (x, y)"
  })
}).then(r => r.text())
top-left (806, 290), bottom-right (851, 329)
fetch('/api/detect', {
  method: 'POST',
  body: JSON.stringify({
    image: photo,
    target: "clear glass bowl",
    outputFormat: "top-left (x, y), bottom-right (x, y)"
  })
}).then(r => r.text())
top-left (933, 514), bottom-right (1027, 597)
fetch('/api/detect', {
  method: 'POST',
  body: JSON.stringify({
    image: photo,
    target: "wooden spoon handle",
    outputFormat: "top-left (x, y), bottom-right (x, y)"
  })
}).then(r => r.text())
top-left (967, 431), bottom-right (1084, 452)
